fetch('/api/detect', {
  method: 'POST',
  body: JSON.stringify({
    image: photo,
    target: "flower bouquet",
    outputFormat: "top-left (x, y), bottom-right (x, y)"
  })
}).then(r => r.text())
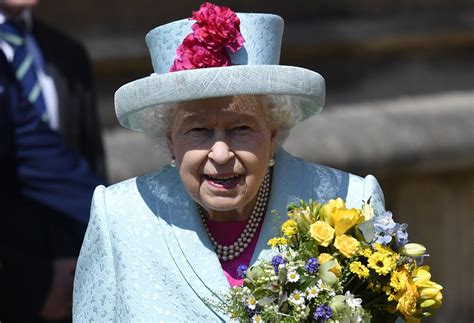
top-left (218, 198), bottom-right (442, 322)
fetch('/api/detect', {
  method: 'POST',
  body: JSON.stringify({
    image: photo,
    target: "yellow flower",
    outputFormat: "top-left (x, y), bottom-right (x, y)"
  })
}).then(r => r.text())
top-left (319, 198), bottom-right (346, 224)
top-left (373, 243), bottom-right (399, 264)
top-left (400, 243), bottom-right (427, 257)
top-left (374, 243), bottom-right (396, 256)
top-left (334, 234), bottom-right (360, 257)
top-left (330, 207), bottom-right (361, 236)
top-left (309, 221), bottom-right (335, 247)
top-left (413, 266), bottom-right (443, 310)
top-left (383, 285), bottom-right (392, 296)
top-left (396, 277), bottom-right (419, 319)
top-left (267, 237), bottom-right (288, 248)
top-left (390, 268), bottom-right (410, 292)
top-left (359, 247), bottom-right (373, 258)
top-left (368, 281), bottom-right (382, 292)
top-left (367, 251), bottom-right (394, 275)
top-left (349, 261), bottom-right (369, 279)
top-left (318, 253), bottom-right (342, 277)
top-left (282, 219), bottom-right (298, 237)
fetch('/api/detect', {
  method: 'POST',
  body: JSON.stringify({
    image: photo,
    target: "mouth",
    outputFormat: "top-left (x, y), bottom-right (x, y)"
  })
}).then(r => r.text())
top-left (203, 173), bottom-right (243, 189)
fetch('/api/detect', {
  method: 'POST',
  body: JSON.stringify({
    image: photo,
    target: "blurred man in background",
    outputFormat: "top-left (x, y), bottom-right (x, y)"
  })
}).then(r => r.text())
top-left (0, 0), bottom-right (106, 321)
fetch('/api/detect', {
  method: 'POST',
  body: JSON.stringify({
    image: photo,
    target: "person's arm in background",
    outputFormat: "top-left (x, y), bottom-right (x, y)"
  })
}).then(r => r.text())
top-left (0, 24), bottom-right (89, 323)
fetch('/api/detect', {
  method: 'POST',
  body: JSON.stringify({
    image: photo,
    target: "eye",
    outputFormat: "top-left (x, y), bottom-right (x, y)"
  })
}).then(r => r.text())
top-left (232, 125), bottom-right (251, 131)
top-left (187, 127), bottom-right (208, 133)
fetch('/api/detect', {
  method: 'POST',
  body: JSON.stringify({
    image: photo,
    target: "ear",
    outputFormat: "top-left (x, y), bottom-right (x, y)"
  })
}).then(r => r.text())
top-left (166, 131), bottom-right (175, 158)
top-left (269, 127), bottom-right (279, 156)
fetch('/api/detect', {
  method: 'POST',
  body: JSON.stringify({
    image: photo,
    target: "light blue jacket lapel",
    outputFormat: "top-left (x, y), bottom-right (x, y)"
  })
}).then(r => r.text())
top-left (152, 166), bottom-right (229, 319)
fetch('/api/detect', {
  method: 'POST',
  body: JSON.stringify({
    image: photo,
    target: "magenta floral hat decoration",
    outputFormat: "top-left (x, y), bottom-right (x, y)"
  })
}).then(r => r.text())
top-left (114, 2), bottom-right (326, 131)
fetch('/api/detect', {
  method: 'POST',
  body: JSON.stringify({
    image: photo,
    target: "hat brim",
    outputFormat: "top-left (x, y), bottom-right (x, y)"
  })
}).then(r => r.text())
top-left (114, 65), bottom-right (325, 131)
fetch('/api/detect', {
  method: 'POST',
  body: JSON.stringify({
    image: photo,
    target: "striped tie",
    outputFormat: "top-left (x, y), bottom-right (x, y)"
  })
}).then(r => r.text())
top-left (0, 20), bottom-right (47, 120)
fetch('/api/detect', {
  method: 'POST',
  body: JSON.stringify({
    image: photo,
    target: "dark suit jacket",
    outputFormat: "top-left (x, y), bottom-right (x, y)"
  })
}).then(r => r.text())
top-left (0, 19), bottom-right (106, 321)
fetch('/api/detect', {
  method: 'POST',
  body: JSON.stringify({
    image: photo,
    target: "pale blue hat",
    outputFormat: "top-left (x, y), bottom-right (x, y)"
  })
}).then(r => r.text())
top-left (114, 13), bottom-right (325, 131)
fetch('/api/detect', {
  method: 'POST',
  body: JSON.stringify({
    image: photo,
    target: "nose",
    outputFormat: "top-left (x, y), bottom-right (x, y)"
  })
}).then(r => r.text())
top-left (208, 140), bottom-right (235, 165)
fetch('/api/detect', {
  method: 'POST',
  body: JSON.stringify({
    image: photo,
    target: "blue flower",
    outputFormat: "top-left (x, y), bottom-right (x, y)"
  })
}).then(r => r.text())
top-left (271, 255), bottom-right (286, 273)
top-left (314, 304), bottom-right (332, 319)
top-left (394, 223), bottom-right (409, 248)
top-left (237, 264), bottom-right (248, 278)
top-left (373, 211), bottom-right (409, 247)
top-left (305, 257), bottom-right (319, 274)
top-left (374, 211), bottom-right (397, 232)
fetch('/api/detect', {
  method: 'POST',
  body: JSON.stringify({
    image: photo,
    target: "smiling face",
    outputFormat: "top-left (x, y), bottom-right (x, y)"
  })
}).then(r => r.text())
top-left (167, 96), bottom-right (278, 221)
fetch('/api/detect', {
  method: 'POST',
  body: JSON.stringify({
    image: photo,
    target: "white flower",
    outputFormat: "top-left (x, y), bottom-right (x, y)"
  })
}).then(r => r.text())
top-left (287, 271), bottom-right (300, 282)
top-left (305, 286), bottom-right (319, 299)
top-left (247, 296), bottom-right (257, 310)
top-left (252, 314), bottom-right (264, 323)
top-left (344, 291), bottom-right (363, 310)
top-left (289, 290), bottom-right (305, 305)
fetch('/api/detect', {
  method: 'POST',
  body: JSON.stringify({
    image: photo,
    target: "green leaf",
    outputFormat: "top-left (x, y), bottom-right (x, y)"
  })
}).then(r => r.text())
top-left (258, 296), bottom-right (275, 306)
top-left (319, 269), bottom-right (337, 285)
top-left (318, 259), bottom-right (338, 285)
top-left (358, 219), bottom-right (375, 242)
top-left (319, 259), bottom-right (336, 272)
top-left (247, 265), bottom-right (265, 281)
top-left (253, 287), bottom-right (268, 299)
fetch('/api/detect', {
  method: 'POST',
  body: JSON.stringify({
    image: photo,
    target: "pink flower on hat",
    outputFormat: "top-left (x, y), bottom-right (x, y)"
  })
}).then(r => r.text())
top-left (170, 2), bottom-right (244, 72)
top-left (169, 34), bottom-right (231, 72)
top-left (191, 2), bottom-right (244, 53)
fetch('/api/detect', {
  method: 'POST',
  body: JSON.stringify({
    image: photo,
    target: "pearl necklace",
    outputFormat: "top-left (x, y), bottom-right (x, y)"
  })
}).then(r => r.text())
top-left (198, 171), bottom-right (271, 262)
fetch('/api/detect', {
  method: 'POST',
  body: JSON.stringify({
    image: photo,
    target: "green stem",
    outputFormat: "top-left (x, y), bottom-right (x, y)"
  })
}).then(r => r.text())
top-left (365, 294), bottom-right (388, 308)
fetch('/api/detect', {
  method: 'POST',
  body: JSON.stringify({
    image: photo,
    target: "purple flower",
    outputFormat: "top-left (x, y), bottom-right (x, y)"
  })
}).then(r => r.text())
top-left (245, 304), bottom-right (260, 318)
top-left (271, 255), bottom-right (286, 273)
top-left (314, 304), bottom-right (332, 320)
top-left (237, 264), bottom-right (248, 278)
top-left (305, 257), bottom-right (319, 274)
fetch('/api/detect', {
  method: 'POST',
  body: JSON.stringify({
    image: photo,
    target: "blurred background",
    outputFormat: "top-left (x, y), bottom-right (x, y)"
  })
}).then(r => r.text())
top-left (34, 1), bottom-right (473, 321)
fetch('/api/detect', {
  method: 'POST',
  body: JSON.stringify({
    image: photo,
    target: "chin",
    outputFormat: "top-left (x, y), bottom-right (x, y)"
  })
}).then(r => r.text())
top-left (201, 194), bottom-right (247, 211)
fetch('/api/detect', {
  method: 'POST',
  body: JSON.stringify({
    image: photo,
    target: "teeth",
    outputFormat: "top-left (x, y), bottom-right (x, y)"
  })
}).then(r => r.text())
top-left (207, 174), bottom-right (240, 180)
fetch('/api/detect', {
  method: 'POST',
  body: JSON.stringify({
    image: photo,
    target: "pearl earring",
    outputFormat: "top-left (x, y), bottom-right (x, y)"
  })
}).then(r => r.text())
top-left (170, 158), bottom-right (177, 168)
top-left (268, 158), bottom-right (275, 167)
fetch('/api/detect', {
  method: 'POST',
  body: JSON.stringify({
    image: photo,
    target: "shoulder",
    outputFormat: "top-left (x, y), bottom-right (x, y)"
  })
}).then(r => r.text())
top-left (92, 166), bottom-right (178, 218)
top-left (277, 149), bottom-right (385, 210)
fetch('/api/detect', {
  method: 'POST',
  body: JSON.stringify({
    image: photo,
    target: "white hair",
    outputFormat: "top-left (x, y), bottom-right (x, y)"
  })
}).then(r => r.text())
top-left (140, 95), bottom-right (303, 155)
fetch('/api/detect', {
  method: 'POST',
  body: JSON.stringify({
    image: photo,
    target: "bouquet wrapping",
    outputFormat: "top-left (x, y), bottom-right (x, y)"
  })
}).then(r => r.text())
top-left (216, 198), bottom-right (442, 322)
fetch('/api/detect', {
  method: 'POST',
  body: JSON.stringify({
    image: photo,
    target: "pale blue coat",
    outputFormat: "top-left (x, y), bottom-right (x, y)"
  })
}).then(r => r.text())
top-left (72, 149), bottom-right (385, 322)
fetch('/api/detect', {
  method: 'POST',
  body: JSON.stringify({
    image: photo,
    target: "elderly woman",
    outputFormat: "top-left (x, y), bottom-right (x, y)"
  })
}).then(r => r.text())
top-left (73, 3), bottom-right (385, 322)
